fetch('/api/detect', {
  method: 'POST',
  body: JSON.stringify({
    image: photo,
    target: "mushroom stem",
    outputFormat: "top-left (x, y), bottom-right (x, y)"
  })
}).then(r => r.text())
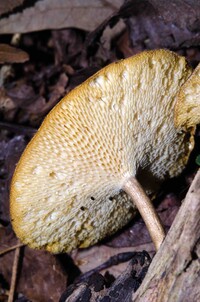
top-left (123, 176), bottom-right (165, 251)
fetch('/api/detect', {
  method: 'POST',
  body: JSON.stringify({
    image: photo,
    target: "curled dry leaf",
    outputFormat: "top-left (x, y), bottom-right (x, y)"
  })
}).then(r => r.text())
top-left (0, 44), bottom-right (29, 64)
top-left (0, 0), bottom-right (124, 34)
top-left (10, 49), bottom-right (195, 254)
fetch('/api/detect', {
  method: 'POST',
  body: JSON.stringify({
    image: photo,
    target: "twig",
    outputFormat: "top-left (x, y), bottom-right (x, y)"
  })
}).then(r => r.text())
top-left (8, 245), bottom-right (21, 302)
top-left (132, 169), bottom-right (200, 302)
top-left (0, 243), bottom-right (24, 256)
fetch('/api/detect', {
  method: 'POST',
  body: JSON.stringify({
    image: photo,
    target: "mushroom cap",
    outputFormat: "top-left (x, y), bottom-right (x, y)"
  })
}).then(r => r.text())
top-left (10, 49), bottom-right (194, 253)
top-left (174, 63), bottom-right (200, 129)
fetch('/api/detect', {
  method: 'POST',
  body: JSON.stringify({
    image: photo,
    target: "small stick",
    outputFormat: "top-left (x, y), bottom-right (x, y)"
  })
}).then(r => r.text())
top-left (123, 176), bottom-right (165, 251)
top-left (8, 245), bottom-right (21, 302)
top-left (0, 243), bottom-right (24, 256)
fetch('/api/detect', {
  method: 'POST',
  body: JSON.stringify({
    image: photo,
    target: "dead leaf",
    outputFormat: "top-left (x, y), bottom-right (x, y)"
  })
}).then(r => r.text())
top-left (52, 29), bottom-right (87, 66)
top-left (126, 0), bottom-right (200, 49)
top-left (31, 72), bottom-right (68, 116)
top-left (0, 0), bottom-right (24, 16)
top-left (72, 245), bottom-right (153, 279)
top-left (0, 44), bottom-right (29, 64)
top-left (0, 229), bottom-right (67, 302)
top-left (83, 0), bottom-right (200, 55)
top-left (0, 0), bottom-right (124, 34)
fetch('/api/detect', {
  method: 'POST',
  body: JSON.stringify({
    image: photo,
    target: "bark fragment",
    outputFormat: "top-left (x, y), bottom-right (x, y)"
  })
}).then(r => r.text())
top-left (132, 169), bottom-right (200, 302)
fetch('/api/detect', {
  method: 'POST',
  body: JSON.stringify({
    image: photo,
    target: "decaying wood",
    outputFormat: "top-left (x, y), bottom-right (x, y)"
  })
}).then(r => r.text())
top-left (132, 169), bottom-right (200, 302)
top-left (59, 252), bottom-right (151, 302)
top-left (0, 242), bottom-right (24, 256)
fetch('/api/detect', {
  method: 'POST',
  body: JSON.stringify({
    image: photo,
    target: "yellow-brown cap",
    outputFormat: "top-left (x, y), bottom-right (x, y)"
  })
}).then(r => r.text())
top-left (10, 49), bottom-right (194, 253)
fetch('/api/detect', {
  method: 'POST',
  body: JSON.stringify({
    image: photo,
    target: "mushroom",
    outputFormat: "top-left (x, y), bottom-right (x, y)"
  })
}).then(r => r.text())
top-left (175, 63), bottom-right (200, 129)
top-left (10, 49), bottom-right (195, 253)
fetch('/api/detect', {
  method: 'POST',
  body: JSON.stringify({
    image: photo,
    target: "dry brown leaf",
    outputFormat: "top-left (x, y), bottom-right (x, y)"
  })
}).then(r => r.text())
top-left (0, 229), bottom-right (67, 302)
top-left (0, 44), bottom-right (29, 64)
top-left (0, 0), bottom-right (123, 34)
top-left (127, 0), bottom-right (200, 49)
top-left (72, 245), bottom-right (153, 279)
top-left (0, 0), bottom-right (24, 16)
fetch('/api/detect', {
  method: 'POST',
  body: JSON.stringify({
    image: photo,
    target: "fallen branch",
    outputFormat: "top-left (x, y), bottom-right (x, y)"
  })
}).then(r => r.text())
top-left (0, 243), bottom-right (24, 256)
top-left (132, 169), bottom-right (200, 302)
top-left (59, 251), bottom-right (151, 302)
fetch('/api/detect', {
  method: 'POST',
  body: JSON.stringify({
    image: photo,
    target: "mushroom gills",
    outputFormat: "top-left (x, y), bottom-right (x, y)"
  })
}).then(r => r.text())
top-left (10, 49), bottom-right (195, 253)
